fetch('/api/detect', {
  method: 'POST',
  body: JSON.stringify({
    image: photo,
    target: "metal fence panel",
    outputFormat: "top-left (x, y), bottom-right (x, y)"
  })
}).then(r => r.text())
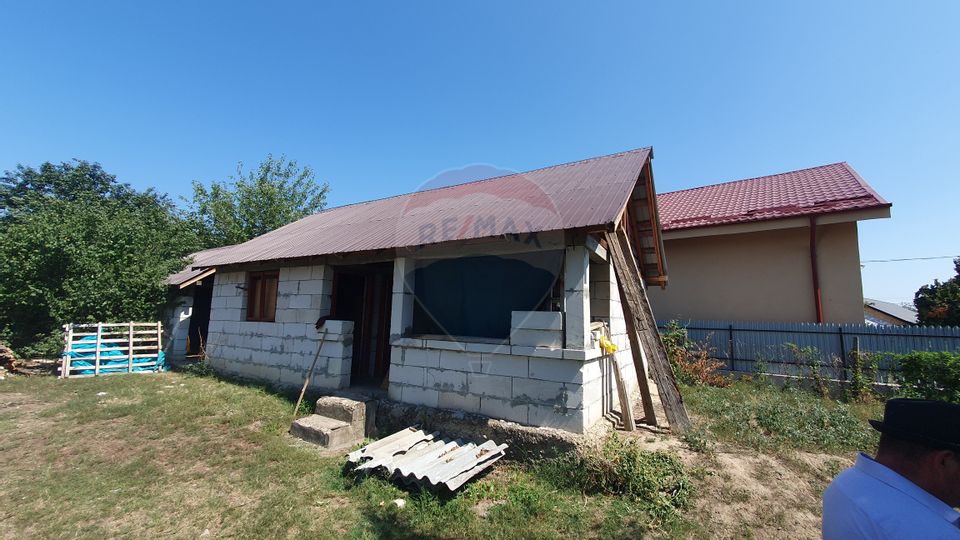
top-left (658, 319), bottom-right (960, 381)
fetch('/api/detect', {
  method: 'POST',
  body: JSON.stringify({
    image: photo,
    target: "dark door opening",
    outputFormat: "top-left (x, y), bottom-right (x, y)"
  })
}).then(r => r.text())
top-left (331, 263), bottom-right (393, 388)
top-left (187, 278), bottom-right (214, 357)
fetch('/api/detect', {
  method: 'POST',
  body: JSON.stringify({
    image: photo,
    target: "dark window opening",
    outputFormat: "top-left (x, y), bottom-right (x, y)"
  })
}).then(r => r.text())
top-left (246, 271), bottom-right (279, 322)
top-left (412, 251), bottom-right (563, 339)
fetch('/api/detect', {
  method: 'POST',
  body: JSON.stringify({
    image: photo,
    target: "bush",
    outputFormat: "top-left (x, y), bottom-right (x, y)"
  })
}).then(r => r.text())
top-left (661, 321), bottom-right (730, 388)
top-left (538, 435), bottom-right (692, 519)
top-left (897, 351), bottom-right (960, 403)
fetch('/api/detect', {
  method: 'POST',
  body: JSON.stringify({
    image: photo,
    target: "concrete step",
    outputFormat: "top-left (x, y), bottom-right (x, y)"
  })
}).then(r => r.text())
top-left (314, 393), bottom-right (378, 438)
top-left (290, 414), bottom-right (360, 450)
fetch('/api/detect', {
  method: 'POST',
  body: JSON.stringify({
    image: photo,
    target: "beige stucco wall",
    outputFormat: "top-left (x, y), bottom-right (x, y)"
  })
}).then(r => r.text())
top-left (647, 222), bottom-right (865, 323)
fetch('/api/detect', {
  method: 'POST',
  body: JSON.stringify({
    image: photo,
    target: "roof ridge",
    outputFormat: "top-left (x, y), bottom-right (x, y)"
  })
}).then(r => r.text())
top-left (309, 147), bottom-right (652, 215)
top-left (660, 162), bottom-right (849, 197)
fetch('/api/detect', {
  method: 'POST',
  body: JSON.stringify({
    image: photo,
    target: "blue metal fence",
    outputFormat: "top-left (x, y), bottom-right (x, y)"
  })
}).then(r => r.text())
top-left (657, 320), bottom-right (960, 382)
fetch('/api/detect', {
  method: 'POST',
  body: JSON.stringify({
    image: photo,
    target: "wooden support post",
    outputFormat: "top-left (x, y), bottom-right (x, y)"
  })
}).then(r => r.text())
top-left (156, 321), bottom-right (163, 372)
top-left (94, 322), bottom-right (103, 376)
top-left (606, 229), bottom-right (691, 433)
top-left (127, 322), bottom-right (134, 373)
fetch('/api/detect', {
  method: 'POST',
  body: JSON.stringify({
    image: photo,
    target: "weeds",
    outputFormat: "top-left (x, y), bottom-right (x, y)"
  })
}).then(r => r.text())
top-left (661, 321), bottom-right (730, 388)
top-left (682, 382), bottom-right (881, 453)
top-left (537, 434), bottom-right (693, 521)
top-left (681, 424), bottom-right (715, 454)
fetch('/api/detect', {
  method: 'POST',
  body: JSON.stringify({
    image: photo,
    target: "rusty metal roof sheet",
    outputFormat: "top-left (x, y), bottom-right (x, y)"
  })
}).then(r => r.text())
top-left (165, 245), bottom-right (236, 286)
top-left (347, 426), bottom-right (508, 492)
top-left (199, 148), bottom-right (652, 267)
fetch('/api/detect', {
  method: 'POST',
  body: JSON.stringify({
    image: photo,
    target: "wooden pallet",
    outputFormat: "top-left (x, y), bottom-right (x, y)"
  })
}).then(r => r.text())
top-left (59, 322), bottom-right (163, 378)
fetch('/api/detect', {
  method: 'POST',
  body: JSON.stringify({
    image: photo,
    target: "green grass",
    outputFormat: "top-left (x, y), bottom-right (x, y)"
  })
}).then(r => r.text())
top-left (681, 381), bottom-right (883, 454)
top-left (0, 372), bottom-right (693, 539)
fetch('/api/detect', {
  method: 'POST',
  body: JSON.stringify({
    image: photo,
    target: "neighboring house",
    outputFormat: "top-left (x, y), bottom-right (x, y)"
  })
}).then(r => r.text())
top-left (646, 163), bottom-right (891, 324)
top-left (172, 148), bottom-right (668, 434)
top-left (864, 297), bottom-right (918, 326)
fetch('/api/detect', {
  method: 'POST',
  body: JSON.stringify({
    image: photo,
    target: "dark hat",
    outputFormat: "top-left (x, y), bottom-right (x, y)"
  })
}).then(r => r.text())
top-left (870, 399), bottom-right (960, 452)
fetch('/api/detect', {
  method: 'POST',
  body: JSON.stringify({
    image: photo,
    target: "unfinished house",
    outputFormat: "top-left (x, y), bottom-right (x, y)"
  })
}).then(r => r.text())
top-left (185, 148), bottom-right (674, 434)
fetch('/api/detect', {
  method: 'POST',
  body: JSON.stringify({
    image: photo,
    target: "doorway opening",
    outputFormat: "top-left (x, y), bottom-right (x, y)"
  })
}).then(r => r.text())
top-left (331, 262), bottom-right (393, 388)
top-left (187, 278), bottom-right (213, 357)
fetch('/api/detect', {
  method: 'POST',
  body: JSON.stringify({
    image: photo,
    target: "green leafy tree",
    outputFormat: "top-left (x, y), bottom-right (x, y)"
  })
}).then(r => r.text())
top-left (914, 257), bottom-right (960, 326)
top-left (187, 154), bottom-right (330, 247)
top-left (0, 160), bottom-right (199, 357)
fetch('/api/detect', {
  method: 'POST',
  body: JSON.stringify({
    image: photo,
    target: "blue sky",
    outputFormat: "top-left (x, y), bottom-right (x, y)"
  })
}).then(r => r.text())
top-left (1, 1), bottom-right (957, 304)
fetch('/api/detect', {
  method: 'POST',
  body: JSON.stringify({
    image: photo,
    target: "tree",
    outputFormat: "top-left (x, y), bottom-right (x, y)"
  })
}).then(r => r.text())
top-left (0, 160), bottom-right (199, 357)
top-left (914, 257), bottom-right (960, 326)
top-left (186, 154), bottom-right (330, 247)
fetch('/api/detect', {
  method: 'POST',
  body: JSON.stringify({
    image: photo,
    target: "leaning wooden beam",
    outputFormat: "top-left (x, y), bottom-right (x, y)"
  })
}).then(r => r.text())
top-left (622, 310), bottom-right (658, 426)
top-left (609, 352), bottom-right (637, 431)
top-left (606, 229), bottom-right (691, 433)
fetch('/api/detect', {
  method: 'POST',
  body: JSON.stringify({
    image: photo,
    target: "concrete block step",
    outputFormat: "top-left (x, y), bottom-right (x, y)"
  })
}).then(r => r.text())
top-left (315, 393), bottom-right (378, 438)
top-left (290, 414), bottom-right (361, 450)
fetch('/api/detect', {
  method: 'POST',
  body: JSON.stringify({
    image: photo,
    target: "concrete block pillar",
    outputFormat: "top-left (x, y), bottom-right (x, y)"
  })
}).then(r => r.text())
top-left (390, 257), bottom-right (415, 340)
top-left (564, 245), bottom-right (590, 349)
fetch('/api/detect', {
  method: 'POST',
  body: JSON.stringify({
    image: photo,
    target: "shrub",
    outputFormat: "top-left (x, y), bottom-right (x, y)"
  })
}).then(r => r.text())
top-left (538, 435), bottom-right (692, 519)
top-left (897, 351), bottom-right (960, 403)
top-left (661, 321), bottom-right (730, 388)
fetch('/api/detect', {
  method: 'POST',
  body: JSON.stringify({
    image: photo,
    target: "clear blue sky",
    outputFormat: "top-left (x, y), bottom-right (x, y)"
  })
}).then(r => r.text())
top-left (2, 1), bottom-right (957, 304)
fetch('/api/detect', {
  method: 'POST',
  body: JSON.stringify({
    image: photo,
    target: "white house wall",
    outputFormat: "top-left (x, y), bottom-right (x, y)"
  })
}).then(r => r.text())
top-left (204, 266), bottom-right (354, 390)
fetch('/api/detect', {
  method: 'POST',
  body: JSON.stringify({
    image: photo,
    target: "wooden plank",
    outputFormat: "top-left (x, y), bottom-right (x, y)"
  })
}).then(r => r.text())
top-left (622, 310), bottom-right (658, 426)
top-left (606, 229), bottom-right (691, 433)
top-left (61, 324), bottom-right (73, 379)
top-left (610, 353), bottom-right (637, 431)
top-left (127, 322), bottom-right (134, 373)
top-left (94, 323), bottom-right (103, 376)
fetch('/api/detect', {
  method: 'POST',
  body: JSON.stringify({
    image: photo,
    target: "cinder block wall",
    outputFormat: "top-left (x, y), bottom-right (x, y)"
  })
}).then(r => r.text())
top-left (388, 340), bottom-right (606, 433)
top-left (388, 253), bottom-right (648, 435)
top-left (205, 265), bottom-right (354, 390)
top-left (590, 259), bottom-right (642, 420)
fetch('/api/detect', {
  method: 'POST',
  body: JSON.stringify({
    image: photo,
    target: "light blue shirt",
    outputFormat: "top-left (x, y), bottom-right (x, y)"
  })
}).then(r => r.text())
top-left (823, 452), bottom-right (960, 539)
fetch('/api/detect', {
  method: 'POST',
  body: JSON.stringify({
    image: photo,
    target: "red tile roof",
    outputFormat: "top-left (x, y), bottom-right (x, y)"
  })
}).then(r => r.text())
top-left (200, 148), bottom-right (653, 267)
top-left (657, 162), bottom-right (890, 232)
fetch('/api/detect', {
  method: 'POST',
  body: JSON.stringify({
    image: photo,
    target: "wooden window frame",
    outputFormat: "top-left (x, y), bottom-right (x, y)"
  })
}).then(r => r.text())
top-left (246, 271), bottom-right (279, 322)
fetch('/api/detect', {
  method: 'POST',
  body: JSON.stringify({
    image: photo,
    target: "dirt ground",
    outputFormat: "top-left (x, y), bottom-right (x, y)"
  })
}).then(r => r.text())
top-left (619, 423), bottom-right (851, 539)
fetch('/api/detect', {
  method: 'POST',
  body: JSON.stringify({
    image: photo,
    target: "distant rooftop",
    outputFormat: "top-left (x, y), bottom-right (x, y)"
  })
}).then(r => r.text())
top-left (657, 162), bottom-right (890, 231)
top-left (864, 297), bottom-right (918, 325)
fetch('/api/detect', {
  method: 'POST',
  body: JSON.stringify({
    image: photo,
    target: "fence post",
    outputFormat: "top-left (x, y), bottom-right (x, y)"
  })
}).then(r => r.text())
top-left (838, 326), bottom-right (848, 381)
top-left (728, 324), bottom-right (735, 371)
top-left (61, 323), bottom-right (73, 379)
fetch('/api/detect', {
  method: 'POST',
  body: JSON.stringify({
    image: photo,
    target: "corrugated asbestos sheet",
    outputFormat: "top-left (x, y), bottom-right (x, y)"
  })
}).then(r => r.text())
top-left (197, 148), bottom-right (652, 267)
top-left (347, 427), bottom-right (508, 492)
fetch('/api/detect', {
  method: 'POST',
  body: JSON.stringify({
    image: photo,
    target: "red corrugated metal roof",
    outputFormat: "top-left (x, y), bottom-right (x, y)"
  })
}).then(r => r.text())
top-left (657, 162), bottom-right (890, 232)
top-left (200, 148), bottom-right (652, 267)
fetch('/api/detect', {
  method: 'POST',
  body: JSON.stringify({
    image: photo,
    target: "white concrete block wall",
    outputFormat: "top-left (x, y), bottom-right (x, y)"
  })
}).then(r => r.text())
top-left (510, 311), bottom-right (563, 348)
top-left (564, 245), bottom-right (591, 349)
top-left (388, 342), bottom-right (604, 433)
top-left (205, 266), bottom-right (354, 390)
